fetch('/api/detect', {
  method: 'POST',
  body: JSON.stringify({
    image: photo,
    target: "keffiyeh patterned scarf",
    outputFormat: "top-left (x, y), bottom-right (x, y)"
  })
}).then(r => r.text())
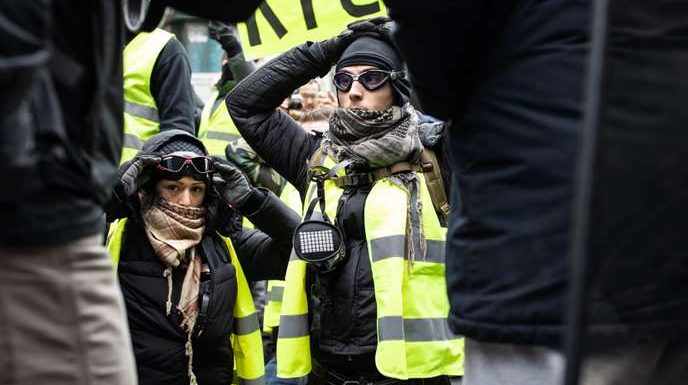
top-left (142, 198), bottom-right (206, 384)
top-left (142, 198), bottom-right (205, 332)
top-left (321, 105), bottom-right (427, 265)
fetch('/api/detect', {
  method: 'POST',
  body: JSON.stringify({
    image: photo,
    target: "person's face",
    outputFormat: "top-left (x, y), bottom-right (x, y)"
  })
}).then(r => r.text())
top-left (155, 176), bottom-right (206, 207)
top-left (299, 83), bottom-right (319, 111)
top-left (336, 65), bottom-right (394, 111)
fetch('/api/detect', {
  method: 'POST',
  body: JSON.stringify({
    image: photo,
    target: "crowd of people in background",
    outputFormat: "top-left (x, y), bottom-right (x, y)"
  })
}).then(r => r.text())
top-left (2, 2), bottom-right (687, 385)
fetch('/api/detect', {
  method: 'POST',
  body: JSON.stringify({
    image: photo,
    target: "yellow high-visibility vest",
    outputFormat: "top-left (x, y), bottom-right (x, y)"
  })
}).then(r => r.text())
top-left (198, 88), bottom-right (242, 157)
top-left (263, 183), bottom-right (303, 333)
top-left (107, 219), bottom-right (266, 385)
top-left (121, 28), bottom-right (173, 164)
top-left (276, 155), bottom-right (464, 380)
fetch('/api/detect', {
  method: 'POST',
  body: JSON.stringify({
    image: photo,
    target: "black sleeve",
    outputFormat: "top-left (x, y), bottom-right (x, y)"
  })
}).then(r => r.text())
top-left (227, 52), bottom-right (255, 83)
top-left (150, 38), bottom-right (195, 134)
top-left (232, 188), bottom-right (301, 281)
top-left (226, 43), bottom-right (332, 196)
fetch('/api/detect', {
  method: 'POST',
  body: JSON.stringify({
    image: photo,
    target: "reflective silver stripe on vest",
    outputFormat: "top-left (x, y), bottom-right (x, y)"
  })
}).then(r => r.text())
top-left (125, 100), bottom-right (159, 123)
top-left (123, 133), bottom-right (144, 150)
top-left (371, 236), bottom-right (445, 263)
top-left (207, 131), bottom-right (241, 142)
top-left (269, 286), bottom-right (284, 302)
top-left (378, 316), bottom-right (457, 342)
top-left (238, 376), bottom-right (266, 385)
top-left (278, 314), bottom-right (309, 338)
top-left (234, 313), bottom-right (260, 335)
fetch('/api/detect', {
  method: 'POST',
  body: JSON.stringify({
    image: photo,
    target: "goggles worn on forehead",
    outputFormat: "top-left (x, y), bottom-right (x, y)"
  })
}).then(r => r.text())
top-left (156, 155), bottom-right (214, 174)
top-left (333, 69), bottom-right (405, 92)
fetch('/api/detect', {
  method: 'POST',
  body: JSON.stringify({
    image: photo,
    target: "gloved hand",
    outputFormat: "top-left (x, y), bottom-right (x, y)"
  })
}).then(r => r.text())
top-left (347, 16), bottom-right (393, 39)
top-left (212, 156), bottom-right (254, 208)
top-left (311, 16), bottom-right (392, 65)
top-left (105, 153), bottom-right (161, 222)
top-left (418, 120), bottom-right (445, 147)
top-left (115, 153), bottom-right (161, 199)
top-left (208, 20), bottom-right (242, 57)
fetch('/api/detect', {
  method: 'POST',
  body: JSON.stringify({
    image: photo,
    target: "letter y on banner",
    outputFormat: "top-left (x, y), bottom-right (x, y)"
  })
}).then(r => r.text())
top-left (237, 0), bottom-right (387, 60)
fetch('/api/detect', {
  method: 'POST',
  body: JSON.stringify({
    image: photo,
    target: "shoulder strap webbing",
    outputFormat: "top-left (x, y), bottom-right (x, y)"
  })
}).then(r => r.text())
top-left (308, 147), bottom-right (450, 225)
top-left (419, 148), bottom-right (450, 226)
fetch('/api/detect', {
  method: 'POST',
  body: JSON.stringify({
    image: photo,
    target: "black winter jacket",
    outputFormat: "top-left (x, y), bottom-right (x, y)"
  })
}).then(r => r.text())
top-left (113, 129), bottom-right (301, 385)
top-left (119, 189), bottom-right (299, 385)
top-left (388, 0), bottom-right (688, 345)
top-left (0, 0), bottom-right (123, 246)
top-left (227, 45), bottom-right (387, 373)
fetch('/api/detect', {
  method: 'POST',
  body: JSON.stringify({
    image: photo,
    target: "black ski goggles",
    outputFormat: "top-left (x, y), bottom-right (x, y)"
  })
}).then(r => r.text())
top-left (332, 69), bottom-right (404, 92)
top-left (156, 155), bottom-right (214, 174)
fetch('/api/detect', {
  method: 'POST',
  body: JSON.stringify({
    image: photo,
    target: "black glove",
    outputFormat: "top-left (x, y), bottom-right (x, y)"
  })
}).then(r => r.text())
top-left (311, 16), bottom-right (392, 65)
top-left (347, 16), bottom-right (393, 39)
top-left (418, 121), bottom-right (445, 148)
top-left (212, 157), bottom-right (254, 208)
top-left (105, 153), bottom-right (161, 222)
top-left (208, 20), bottom-right (242, 57)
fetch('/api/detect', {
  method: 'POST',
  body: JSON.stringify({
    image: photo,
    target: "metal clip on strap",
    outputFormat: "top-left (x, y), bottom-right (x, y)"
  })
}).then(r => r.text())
top-left (306, 160), bottom-right (352, 222)
top-left (332, 161), bottom-right (424, 188)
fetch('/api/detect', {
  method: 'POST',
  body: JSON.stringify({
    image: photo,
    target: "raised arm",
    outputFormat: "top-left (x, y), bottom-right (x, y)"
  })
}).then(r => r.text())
top-left (225, 43), bottom-right (332, 194)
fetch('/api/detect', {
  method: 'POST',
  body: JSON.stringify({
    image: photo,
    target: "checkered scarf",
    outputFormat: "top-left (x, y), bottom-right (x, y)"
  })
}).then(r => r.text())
top-left (142, 198), bottom-right (205, 332)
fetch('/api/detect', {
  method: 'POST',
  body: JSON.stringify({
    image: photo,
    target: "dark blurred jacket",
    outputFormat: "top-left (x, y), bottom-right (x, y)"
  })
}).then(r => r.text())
top-left (0, 0), bottom-right (264, 247)
top-left (0, 0), bottom-right (123, 246)
top-left (388, 0), bottom-right (589, 346)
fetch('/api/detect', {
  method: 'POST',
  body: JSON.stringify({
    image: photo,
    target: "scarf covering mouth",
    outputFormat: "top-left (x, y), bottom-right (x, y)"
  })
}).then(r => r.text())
top-left (320, 104), bottom-right (427, 268)
top-left (322, 105), bottom-right (422, 168)
top-left (142, 198), bottom-right (205, 333)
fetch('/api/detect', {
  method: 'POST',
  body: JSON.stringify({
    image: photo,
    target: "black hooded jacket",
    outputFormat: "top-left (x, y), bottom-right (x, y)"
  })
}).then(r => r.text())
top-left (114, 131), bottom-right (300, 385)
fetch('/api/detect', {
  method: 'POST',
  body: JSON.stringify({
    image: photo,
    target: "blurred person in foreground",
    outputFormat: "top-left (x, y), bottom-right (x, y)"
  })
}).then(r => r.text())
top-left (227, 18), bottom-right (462, 385)
top-left (0, 2), bottom-right (136, 384)
top-left (387, 0), bottom-right (688, 384)
top-left (0, 1), bottom-right (266, 385)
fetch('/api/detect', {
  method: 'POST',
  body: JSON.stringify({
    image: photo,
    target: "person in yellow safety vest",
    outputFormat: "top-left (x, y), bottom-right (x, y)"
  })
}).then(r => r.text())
top-left (226, 17), bottom-right (464, 385)
top-left (104, 130), bottom-right (301, 385)
top-left (262, 182), bottom-right (304, 385)
top-left (197, 21), bottom-right (254, 155)
top-left (199, 21), bottom-right (285, 197)
top-left (121, 27), bottom-right (195, 164)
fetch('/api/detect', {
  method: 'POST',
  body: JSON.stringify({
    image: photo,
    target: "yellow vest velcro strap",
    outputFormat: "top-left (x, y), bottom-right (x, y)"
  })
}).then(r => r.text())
top-left (238, 375), bottom-right (266, 385)
top-left (371, 235), bottom-right (446, 263)
top-left (422, 240), bottom-right (446, 263)
top-left (278, 314), bottom-right (310, 338)
top-left (125, 100), bottom-right (159, 122)
top-left (378, 317), bottom-right (458, 342)
top-left (269, 285), bottom-right (285, 302)
top-left (123, 133), bottom-right (144, 150)
top-left (234, 313), bottom-right (261, 335)
top-left (207, 131), bottom-right (241, 142)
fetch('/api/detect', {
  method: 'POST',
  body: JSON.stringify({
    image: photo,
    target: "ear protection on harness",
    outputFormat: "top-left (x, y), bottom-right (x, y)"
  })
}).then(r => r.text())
top-left (292, 160), bottom-right (351, 273)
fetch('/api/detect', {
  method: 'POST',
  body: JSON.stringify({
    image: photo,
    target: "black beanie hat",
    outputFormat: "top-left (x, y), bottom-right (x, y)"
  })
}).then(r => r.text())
top-left (158, 138), bottom-right (205, 157)
top-left (336, 36), bottom-right (411, 105)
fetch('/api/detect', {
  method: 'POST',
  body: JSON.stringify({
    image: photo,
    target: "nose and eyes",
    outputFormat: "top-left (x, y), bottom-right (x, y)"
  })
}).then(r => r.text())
top-left (335, 65), bottom-right (395, 111)
top-left (155, 176), bottom-right (206, 207)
